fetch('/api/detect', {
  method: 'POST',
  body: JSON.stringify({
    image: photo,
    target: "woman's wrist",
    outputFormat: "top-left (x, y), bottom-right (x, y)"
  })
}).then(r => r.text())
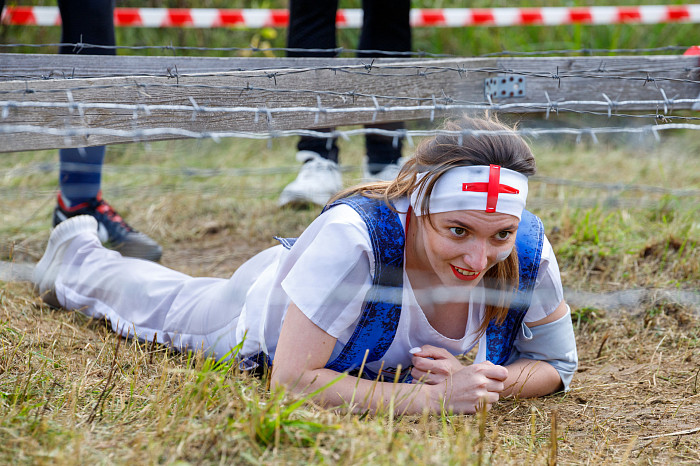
top-left (422, 381), bottom-right (445, 413)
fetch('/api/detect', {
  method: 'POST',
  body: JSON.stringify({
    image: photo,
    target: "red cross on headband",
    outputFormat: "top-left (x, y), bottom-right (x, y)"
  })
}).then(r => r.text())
top-left (462, 165), bottom-right (520, 213)
top-left (410, 164), bottom-right (529, 219)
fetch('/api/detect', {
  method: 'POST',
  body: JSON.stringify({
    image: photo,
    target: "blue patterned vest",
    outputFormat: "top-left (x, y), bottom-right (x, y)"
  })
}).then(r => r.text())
top-left (275, 195), bottom-right (544, 378)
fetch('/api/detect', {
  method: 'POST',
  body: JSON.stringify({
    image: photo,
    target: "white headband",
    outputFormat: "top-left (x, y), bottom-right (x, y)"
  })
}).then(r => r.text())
top-left (409, 164), bottom-right (529, 219)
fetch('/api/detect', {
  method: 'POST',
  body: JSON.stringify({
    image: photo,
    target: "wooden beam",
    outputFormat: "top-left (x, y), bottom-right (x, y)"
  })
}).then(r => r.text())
top-left (0, 54), bottom-right (698, 152)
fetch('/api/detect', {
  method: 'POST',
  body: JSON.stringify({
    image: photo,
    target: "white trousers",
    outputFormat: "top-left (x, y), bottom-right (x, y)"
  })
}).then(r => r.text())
top-left (54, 232), bottom-right (267, 360)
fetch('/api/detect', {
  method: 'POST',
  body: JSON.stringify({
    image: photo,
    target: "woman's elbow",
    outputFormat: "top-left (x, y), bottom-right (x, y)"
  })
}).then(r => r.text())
top-left (270, 364), bottom-right (320, 394)
top-left (543, 369), bottom-right (565, 396)
top-left (270, 365), bottom-right (298, 391)
top-left (505, 359), bottom-right (564, 398)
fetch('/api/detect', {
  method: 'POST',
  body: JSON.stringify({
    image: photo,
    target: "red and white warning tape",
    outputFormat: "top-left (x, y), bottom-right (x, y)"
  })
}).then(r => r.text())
top-left (2, 5), bottom-right (700, 28)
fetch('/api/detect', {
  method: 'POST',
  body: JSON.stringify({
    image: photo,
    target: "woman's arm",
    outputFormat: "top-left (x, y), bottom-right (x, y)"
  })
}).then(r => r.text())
top-left (403, 300), bottom-right (575, 400)
top-left (501, 299), bottom-right (570, 398)
top-left (271, 303), bottom-right (508, 415)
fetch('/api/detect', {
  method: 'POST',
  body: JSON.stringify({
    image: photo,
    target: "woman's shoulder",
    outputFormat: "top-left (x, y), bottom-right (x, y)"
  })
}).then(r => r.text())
top-left (308, 202), bottom-right (372, 239)
top-left (314, 196), bottom-right (409, 239)
top-left (288, 197), bottom-right (409, 278)
top-left (524, 233), bottom-right (564, 322)
top-left (289, 203), bottom-right (374, 265)
top-left (539, 234), bottom-right (559, 271)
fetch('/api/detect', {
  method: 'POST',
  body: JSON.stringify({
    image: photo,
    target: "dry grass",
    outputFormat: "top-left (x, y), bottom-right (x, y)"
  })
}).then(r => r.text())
top-left (1, 124), bottom-right (699, 464)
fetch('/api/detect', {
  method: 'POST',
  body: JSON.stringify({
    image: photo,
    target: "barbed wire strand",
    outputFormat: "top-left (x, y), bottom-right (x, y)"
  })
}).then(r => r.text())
top-left (3, 63), bottom-right (697, 85)
top-left (2, 62), bottom-right (698, 91)
top-left (0, 256), bottom-right (696, 315)
top-left (2, 97), bottom-right (698, 121)
top-left (2, 123), bottom-right (698, 143)
top-left (2, 161), bottom-right (698, 198)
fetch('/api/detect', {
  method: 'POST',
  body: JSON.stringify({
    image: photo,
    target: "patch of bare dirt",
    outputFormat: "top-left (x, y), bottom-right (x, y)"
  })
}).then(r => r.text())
top-left (494, 307), bottom-right (700, 464)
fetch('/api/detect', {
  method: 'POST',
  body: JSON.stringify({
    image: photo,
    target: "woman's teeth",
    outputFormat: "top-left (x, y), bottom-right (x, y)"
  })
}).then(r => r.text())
top-left (453, 266), bottom-right (477, 276)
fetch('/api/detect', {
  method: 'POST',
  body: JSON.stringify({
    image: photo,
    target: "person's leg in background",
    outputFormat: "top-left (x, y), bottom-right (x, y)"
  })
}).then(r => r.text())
top-left (278, 0), bottom-right (343, 207)
top-left (55, 0), bottom-right (162, 261)
top-left (358, 0), bottom-right (412, 181)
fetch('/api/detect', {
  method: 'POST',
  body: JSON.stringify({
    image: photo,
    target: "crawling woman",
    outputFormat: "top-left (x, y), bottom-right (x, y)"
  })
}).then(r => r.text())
top-left (33, 117), bottom-right (577, 415)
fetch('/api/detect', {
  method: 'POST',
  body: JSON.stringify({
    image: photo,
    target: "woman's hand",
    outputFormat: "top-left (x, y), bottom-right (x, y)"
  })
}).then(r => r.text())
top-left (410, 345), bottom-right (465, 385)
top-left (426, 361), bottom-right (508, 414)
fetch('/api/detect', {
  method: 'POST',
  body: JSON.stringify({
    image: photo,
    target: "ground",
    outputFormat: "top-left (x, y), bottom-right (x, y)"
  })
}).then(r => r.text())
top-left (1, 133), bottom-right (699, 464)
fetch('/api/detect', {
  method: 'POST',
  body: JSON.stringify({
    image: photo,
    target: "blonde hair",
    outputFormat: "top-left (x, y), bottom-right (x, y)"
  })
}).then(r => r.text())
top-left (334, 116), bottom-right (536, 335)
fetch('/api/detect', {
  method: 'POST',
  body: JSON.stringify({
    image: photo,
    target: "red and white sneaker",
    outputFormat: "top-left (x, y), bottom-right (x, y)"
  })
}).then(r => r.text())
top-left (53, 192), bottom-right (162, 262)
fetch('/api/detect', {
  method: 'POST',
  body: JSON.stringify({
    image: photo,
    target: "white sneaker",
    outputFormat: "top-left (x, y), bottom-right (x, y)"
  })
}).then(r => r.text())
top-left (278, 151), bottom-right (343, 207)
top-left (362, 158), bottom-right (405, 182)
top-left (33, 215), bottom-right (98, 307)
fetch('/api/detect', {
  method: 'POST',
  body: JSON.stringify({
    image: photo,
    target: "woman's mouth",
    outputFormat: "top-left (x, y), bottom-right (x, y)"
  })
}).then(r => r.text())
top-left (450, 264), bottom-right (480, 281)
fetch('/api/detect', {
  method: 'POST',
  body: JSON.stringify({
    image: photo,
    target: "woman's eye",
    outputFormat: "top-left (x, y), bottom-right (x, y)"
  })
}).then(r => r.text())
top-left (449, 227), bottom-right (466, 236)
top-left (495, 231), bottom-right (512, 241)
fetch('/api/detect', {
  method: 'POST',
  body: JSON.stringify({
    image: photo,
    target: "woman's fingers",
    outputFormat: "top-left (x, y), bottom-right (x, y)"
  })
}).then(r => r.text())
top-left (442, 389), bottom-right (500, 413)
top-left (411, 367), bottom-right (447, 384)
top-left (410, 345), bottom-right (464, 379)
top-left (410, 344), bottom-right (451, 359)
top-left (475, 361), bottom-right (509, 381)
top-left (407, 348), bottom-right (509, 411)
top-left (429, 362), bottom-right (511, 413)
top-left (486, 378), bottom-right (506, 394)
top-left (412, 364), bottom-right (506, 394)
top-left (412, 355), bottom-right (452, 375)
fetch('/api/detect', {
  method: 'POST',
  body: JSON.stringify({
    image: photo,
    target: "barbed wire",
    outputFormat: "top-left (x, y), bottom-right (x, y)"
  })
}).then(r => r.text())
top-left (3, 56), bottom-right (697, 88)
top-left (2, 58), bottom-right (697, 140)
top-left (1, 59), bottom-right (696, 136)
top-left (2, 190), bottom-right (691, 214)
top-left (1, 42), bottom-right (695, 57)
top-left (1, 162), bottom-right (698, 201)
top-left (1, 45), bottom-right (697, 311)
top-left (2, 83), bottom-right (695, 116)
top-left (2, 123), bottom-right (698, 145)
top-left (2, 54), bottom-right (695, 113)
top-left (2, 96), bottom-right (698, 123)
top-left (0, 56), bottom-right (696, 155)
top-left (0, 253), bottom-right (696, 315)
top-left (2, 62), bottom-right (697, 87)
top-left (1, 53), bottom-right (697, 184)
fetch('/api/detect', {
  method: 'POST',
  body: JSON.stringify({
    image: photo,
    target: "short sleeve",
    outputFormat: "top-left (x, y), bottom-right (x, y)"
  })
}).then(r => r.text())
top-left (510, 307), bottom-right (579, 391)
top-left (280, 205), bottom-right (374, 339)
top-left (523, 235), bottom-right (564, 323)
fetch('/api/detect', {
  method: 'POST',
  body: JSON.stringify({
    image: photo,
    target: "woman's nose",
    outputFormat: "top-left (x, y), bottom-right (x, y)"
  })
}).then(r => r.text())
top-left (463, 239), bottom-right (489, 271)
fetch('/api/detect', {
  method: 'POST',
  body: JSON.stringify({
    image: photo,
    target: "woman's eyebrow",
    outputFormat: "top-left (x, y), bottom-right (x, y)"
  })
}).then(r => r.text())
top-left (447, 219), bottom-right (519, 232)
top-left (444, 219), bottom-right (473, 230)
top-left (446, 218), bottom-right (519, 231)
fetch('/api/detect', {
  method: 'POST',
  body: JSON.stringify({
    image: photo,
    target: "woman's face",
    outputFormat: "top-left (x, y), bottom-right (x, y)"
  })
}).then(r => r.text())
top-left (411, 209), bottom-right (519, 290)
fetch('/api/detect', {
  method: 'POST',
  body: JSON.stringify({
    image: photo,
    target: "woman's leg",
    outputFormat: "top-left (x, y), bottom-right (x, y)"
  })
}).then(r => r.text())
top-left (53, 227), bottom-right (242, 359)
